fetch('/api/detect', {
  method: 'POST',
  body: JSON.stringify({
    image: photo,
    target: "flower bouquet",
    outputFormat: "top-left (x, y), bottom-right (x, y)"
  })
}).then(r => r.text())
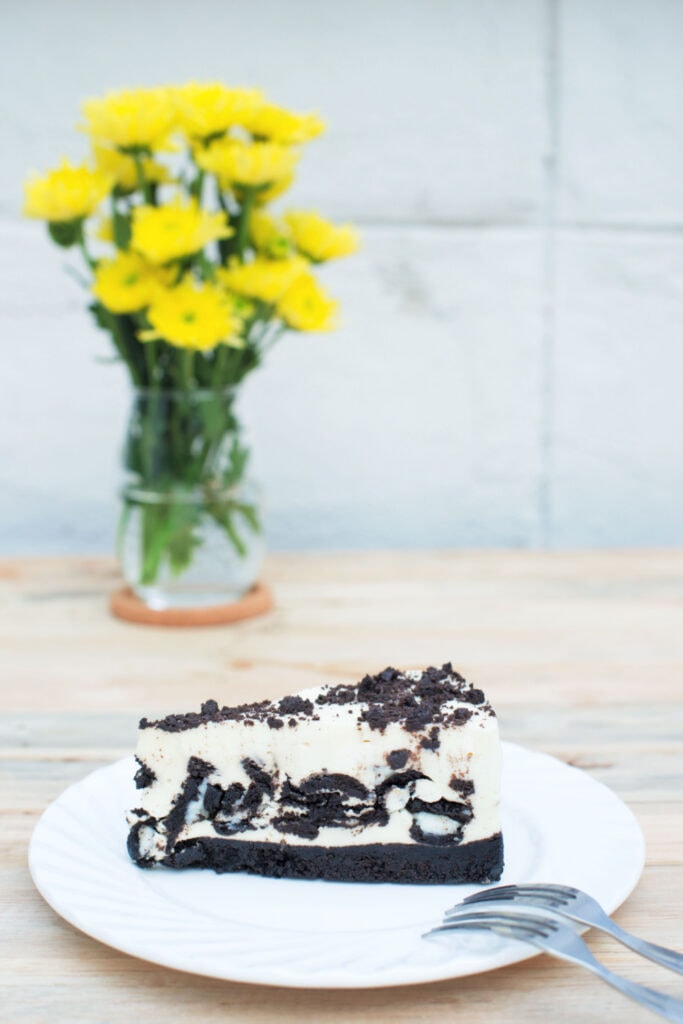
top-left (24, 83), bottom-right (358, 611)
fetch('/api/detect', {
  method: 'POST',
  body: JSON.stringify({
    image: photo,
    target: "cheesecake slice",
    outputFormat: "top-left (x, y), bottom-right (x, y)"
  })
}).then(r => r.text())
top-left (127, 664), bottom-right (504, 884)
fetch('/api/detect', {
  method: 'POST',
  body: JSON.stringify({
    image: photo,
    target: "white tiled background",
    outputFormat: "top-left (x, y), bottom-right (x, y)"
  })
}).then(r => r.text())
top-left (1, 0), bottom-right (682, 552)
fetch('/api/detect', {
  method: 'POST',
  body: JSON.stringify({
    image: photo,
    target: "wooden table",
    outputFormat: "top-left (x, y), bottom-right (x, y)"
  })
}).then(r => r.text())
top-left (2, 552), bottom-right (682, 1023)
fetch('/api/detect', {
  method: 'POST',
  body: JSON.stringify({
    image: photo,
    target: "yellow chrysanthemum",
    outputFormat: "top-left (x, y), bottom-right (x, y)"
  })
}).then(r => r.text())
top-left (141, 279), bottom-right (244, 351)
top-left (174, 82), bottom-right (263, 140)
top-left (284, 210), bottom-right (359, 262)
top-left (92, 252), bottom-right (163, 313)
top-left (244, 103), bottom-right (325, 144)
top-left (196, 139), bottom-right (299, 189)
top-left (23, 159), bottom-right (111, 222)
top-left (277, 271), bottom-right (338, 332)
top-left (218, 256), bottom-right (307, 304)
top-left (93, 143), bottom-right (170, 194)
top-left (249, 210), bottom-right (293, 259)
top-left (130, 197), bottom-right (233, 264)
top-left (251, 172), bottom-right (295, 206)
top-left (94, 216), bottom-right (114, 243)
top-left (81, 87), bottom-right (176, 151)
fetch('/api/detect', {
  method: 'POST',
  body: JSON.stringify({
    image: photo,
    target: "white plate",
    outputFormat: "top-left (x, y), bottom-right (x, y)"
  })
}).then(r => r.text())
top-left (29, 742), bottom-right (644, 989)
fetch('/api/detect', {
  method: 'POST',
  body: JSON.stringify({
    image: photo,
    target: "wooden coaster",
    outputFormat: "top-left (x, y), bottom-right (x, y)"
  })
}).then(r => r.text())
top-left (109, 582), bottom-right (273, 627)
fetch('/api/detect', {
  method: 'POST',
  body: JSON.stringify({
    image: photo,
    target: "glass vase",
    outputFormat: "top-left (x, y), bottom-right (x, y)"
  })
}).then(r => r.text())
top-left (118, 388), bottom-right (265, 610)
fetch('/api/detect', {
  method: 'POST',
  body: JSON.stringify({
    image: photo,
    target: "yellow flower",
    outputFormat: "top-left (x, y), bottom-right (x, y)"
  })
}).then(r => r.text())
top-left (81, 87), bottom-right (176, 151)
top-left (252, 173), bottom-right (295, 206)
top-left (284, 210), bottom-right (359, 262)
top-left (196, 139), bottom-right (299, 189)
top-left (174, 82), bottom-right (263, 140)
top-left (141, 278), bottom-right (244, 351)
top-left (23, 159), bottom-right (111, 222)
top-left (93, 143), bottom-right (170, 194)
top-left (244, 103), bottom-right (325, 144)
top-left (92, 252), bottom-right (163, 313)
top-left (277, 271), bottom-right (338, 332)
top-left (218, 256), bottom-right (307, 304)
top-left (94, 216), bottom-right (114, 243)
top-left (249, 210), bottom-right (293, 259)
top-left (131, 197), bottom-right (232, 264)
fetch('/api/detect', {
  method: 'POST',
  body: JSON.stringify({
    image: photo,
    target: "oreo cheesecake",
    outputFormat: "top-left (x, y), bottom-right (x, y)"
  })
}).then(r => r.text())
top-left (128, 664), bottom-right (503, 883)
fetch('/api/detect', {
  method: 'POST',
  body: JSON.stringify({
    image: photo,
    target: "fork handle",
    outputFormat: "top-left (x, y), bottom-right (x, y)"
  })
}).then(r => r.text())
top-left (606, 921), bottom-right (683, 977)
top-left (544, 943), bottom-right (683, 1023)
top-left (590, 962), bottom-right (683, 1023)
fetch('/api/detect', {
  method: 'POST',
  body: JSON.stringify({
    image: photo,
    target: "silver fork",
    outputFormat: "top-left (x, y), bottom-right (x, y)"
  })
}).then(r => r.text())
top-left (426, 910), bottom-right (683, 1023)
top-left (448, 884), bottom-right (683, 976)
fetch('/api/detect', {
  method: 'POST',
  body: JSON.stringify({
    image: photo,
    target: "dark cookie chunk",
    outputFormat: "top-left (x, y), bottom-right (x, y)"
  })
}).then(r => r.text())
top-left (278, 695), bottom-right (314, 716)
top-left (203, 783), bottom-right (223, 817)
top-left (272, 814), bottom-right (320, 840)
top-left (242, 758), bottom-right (274, 794)
top-left (386, 748), bottom-right (410, 770)
top-left (407, 796), bottom-right (473, 824)
top-left (420, 727), bottom-right (441, 751)
top-left (449, 777), bottom-right (475, 796)
top-left (134, 757), bottom-right (156, 789)
top-left (409, 820), bottom-right (463, 846)
top-left (298, 772), bottom-right (369, 801)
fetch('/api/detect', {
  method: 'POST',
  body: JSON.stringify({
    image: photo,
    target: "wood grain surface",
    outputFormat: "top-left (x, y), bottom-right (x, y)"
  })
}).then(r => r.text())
top-left (2, 552), bottom-right (682, 1023)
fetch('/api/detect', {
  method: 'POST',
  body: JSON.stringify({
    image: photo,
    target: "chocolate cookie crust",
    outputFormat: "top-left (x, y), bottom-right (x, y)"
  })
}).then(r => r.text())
top-left (129, 831), bottom-right (504, 884)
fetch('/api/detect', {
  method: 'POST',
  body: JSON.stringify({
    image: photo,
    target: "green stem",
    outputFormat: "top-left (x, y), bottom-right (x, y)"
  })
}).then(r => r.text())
top-left (143, 340), bottom-right (157, 387)
top-left (107, 314), bottom-right (143, 386)
top-left (182, 348), bottom-right (195, 387)
top-left (133, 152), bottom-right (153, 204)
top-left (213, 345), bottom-right (228, 388)
top-left (236, 187), bottom-right (255, 262)
top-left (193, 168), bottom-right (206, 202)
top-left (110, 193), bottom-right (131, 250)
top-left (217, 188), bottom-right (231, 215)
top-left (77, 222), bottom-right (95, 269)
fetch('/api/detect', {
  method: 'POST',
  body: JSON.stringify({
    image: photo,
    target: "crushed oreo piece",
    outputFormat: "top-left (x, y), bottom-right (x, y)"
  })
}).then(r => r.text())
top-left (420, 727), bottom-right (441, 751)
top-left (299, 772), bottom-right (369, 801)
top-left (407, 796), bottom-right (473, 823)
top-left (187, 756), bottom-right (214, 779)
top-left (203, 783), bottom-right (223, 817)
top-left (278, 695), bottom-right (314, 716)
top-left (134, 756), bottom-right (156, 789)
top-left (138, 662), bottom-right (491, 735)
top-left (386, 748), bottom-right (410, 770)
top-left (449, 777), bottom-right (475, 796)
top-left (409, 820), bottom-right (463, 846)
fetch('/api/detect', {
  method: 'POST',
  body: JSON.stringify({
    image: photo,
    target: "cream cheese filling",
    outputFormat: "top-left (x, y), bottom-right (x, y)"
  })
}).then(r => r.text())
top-left (131, 681), bottom-right (502, 853)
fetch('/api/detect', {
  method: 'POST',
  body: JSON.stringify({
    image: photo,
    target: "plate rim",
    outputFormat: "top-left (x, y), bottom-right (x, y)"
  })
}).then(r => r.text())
top-left (28, 741), bottom-right (646, 989)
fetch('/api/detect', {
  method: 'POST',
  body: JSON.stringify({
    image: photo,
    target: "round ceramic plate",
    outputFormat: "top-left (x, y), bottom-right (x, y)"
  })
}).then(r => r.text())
top-left (29, 742), bottom-right (644, 989)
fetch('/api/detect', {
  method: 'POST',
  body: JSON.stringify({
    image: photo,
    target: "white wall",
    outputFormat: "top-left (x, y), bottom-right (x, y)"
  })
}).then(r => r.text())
top-left (1, 0), bottom-right (682, 553)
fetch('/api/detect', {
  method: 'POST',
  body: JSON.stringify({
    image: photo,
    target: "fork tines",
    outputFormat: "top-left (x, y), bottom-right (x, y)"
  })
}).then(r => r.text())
top-left (427, 910), bottom-right (561, 942)
top-left (455, 883), bottom-right (578, 909)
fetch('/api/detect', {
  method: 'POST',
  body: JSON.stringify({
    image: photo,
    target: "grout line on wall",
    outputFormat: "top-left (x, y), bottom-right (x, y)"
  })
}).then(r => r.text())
top-left (4, 210), bottom-right (683, 237)
top-left (540, 0), bottom-right (561, 548)
top-left (538, 0), bottom-right (560, 548)
top-left (555, 221), bottom-right (683, 235)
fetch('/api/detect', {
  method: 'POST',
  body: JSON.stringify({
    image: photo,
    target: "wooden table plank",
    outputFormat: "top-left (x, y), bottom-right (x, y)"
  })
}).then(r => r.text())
top-left (1, 553), bottom-right (683, 1022)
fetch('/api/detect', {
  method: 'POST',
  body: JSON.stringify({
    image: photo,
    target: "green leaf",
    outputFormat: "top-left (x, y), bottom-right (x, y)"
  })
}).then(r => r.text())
top-left (138, 500), bottom-right (203, 583)
top-left (48, 219), bottom-right (81, 248)
top-left (206, 501), bottom-right (248, 558)
top-left (112, 209), bottom-right (132, 250)
top-left (234, 501), bottom-right (261, 534)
